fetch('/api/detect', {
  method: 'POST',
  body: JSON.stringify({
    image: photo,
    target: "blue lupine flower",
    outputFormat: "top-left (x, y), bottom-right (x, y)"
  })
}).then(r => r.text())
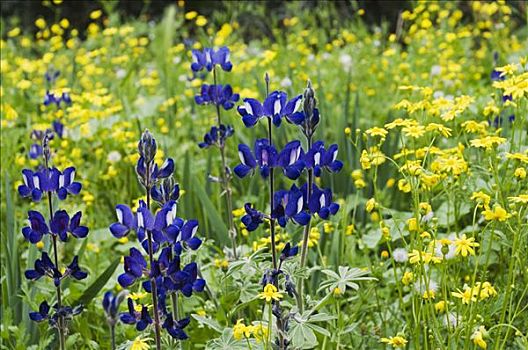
top-left (118, 248), bottom-right (147, 287)
top-left (25, 252), bottom-right (61, 286)
top-left (195, 84), bottom-right (239, 110)
top-left (191, 47), bottom-right (232, 72)
top-left (49, 210), bottom-right (88, 242)
top-left (273, 185), bottom-right (311, 226)
top-left (50, 210), bottom-right (70, 241)
top-left (277, 140), bottom-right (305, 180)
top-left (283, 185), bottom-right (311, 225)
top-left (136, 158), bottom-right (174, 187)
top-left (171, 262), bottom-right (206, 297)
top-left (18, 169), bottom-right (55, 201)
top-left (151, 177), bottom-right (180, 204)
top-left (44, 91), bottom-right (60, 106)
top-left (57, 167), bottom-right (82, 200)
top-left (29, 301), bottom-right (50, 322)
top-left (69, 211), bottom-right (89, 238)
top-left (305, 141), bottom-right (343, 177)
top-left (102, 291), bottom-right (120, 320)
top-left (52, 120), bottom-right (64, 138)
top-left (163, 316), bottom-right (191, 340)
top-left (237, 91), bottom-right (301, 127)
top-left (120, 298), bottom-right (153, 331)
top-left (29, 143), bottom-right (43, 159)
top-left (280, 242), bottom-right (299, 261)
top-left (64, 256), bottom-right (88, 281)
top-left (308, 184), bottom-right (339, 219)
top-left (234, 139), bottom-right (278, 178)
top-left (109, 204), bottom-right (137, 238)
top-left (241, 203), bottom-right (265, 231)
top-left (22, 210), bottom-right (49, 243)
top-left (45, 69), bottom-right (60, 84)
top-left (43, 91), bottom-right (72, 107)
top-left (198, 124), bottom-right (234, 149)
top-left (179, 220), bottom-right (202, 251)
top-left (136, 202), bottom-right (174, 252)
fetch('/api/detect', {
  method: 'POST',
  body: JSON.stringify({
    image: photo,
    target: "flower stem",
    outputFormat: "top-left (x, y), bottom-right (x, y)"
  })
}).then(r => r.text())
top-left (213, 66), bottom-right (238, 259)
top-left (146, 164), bottom-right (162, 350)
top-left (298, 136), bottom-right (313, 313)
top-left (110, 324), bottom-right (116, 350)
top-left (45, 157), bottom-right (65, 350)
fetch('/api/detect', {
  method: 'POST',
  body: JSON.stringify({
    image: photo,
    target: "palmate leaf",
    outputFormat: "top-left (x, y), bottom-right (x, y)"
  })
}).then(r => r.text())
top-left (290, 312), bottom-right (337, 349)
top-left (206, 329), bottom-right (249, 350)
top-left (74, 257), bottom-right (120, 307)
top-left (318, 266), bottom-right (376, 293)
top-left (192, 314), bottom-right (223, 333)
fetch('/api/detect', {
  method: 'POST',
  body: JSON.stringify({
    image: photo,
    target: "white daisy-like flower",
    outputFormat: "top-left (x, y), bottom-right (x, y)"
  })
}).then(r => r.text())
top-left (393, 248), bottom-right (408, 263)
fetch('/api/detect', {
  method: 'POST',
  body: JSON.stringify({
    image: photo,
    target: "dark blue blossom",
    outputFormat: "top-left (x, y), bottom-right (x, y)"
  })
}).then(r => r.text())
top-left (64, 256), bottom-right (88, 281)
top-left (151, 177), bottom-right (180, 204)
top-left (109, 204), bottom-right (137, 238)
top-left (18, 169), bottom-right (59, 201)
top-left (102, 291), bottom-right (120, 320)
top-left (49, 210), bottom-right (89, 242)
top-left (25, 252), bottom-right (61, 286)
top-left (136, 157), bottom-right (174, 188)
top-left (29, 301), bottom-right (50, 322)
top-left (237, 91), bottom-right (301, 127)
top-left (29, 143), bottom-right (43, 159)
top-left (165, 219), bottom-right (202, 254)
top-left (118, 248), bottom-right (147, 287)
top-left (163, 315), bottom-right (191, 340)
top-left (280, 242), bottom-right (299, 261)
top-left (43, 91), bottom-right (72, 107)
top-left (241, 203), bottom-right (265, 231)
top-left (272, 185), bottom-right (311, 227)
top-left (22, 210), bottom-right (49, 243)
top-left (170, 262), bottom-right (206, 297)
top-left (305, 141), bottom-right (343, 177)
top-left (198, 124), bottom-right (234, 148)
top-left (234, 139), bottom-right (278, 178)
top-left (277, 140), bottom-right (305, 180)
top-left (195, 84), bottom-right (239, 110)
top-left (191, 47), bottom-right (232, 72)
top-left (45, 69), bottom-right (60, 84)
top-left (57, 167), bottom-right (82, 200)
top-left (120, 298), bottom-right (153, 331)
top-left (308, 184), bottom-right (339, 219)
top-left (53, 120), bottom-right (64, 138)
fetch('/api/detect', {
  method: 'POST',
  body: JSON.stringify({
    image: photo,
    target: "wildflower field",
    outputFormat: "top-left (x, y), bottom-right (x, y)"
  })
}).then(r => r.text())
top-left (1, 1), bottom-right (527, 349)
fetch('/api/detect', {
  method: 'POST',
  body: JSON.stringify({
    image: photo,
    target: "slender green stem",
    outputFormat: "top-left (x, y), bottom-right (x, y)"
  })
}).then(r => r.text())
top-left (145, 163), bottom-right (162, 350)
top-left (213, 66), bottom-right (238, 258)
top-left (110, 324), bottom-right (116, 350)
top-left (298, 136), bottom-right (313, 313)
top-left (45, 155), bottom-right (65, 350)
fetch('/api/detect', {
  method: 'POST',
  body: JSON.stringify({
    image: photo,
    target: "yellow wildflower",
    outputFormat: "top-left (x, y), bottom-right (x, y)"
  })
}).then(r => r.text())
top-left (380, 335), bottom-right (408, 348)
top-left (454, 234), bottom-right (479, 257)
top-left (259, 284), bottom-right (282, 303)
top-left (233, 319), bottom-right (252, 340)
top-left (482, 205), bottom-right (511, 221)
top-left (471, 326), bottom-right (488, 349)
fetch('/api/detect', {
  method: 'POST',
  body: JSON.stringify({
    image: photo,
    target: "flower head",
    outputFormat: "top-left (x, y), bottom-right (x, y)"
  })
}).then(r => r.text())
top-left (258, 283), bottom-right (283, 303)
top-left (191, 47), bottom-right (232, 72)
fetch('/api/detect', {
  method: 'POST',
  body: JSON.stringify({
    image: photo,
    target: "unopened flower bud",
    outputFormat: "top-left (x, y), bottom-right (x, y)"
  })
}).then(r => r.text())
top-left (138, 129), bottom-right (157, 164)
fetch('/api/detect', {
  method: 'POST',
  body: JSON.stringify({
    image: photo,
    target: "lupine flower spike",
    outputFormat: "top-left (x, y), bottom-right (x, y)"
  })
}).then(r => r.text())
top-left (109, 130), bottom-right (206, 349)
top-left (20, 128), bottom-right (89, 350)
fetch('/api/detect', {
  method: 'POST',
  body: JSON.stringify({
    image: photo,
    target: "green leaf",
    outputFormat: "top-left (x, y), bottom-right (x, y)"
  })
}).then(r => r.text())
top-left (191, 176), bottom-right (229, 245)
top-left (191, 314), bottom-right (223, 333)
top-left (74, 257), bottom-right (120, 307)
